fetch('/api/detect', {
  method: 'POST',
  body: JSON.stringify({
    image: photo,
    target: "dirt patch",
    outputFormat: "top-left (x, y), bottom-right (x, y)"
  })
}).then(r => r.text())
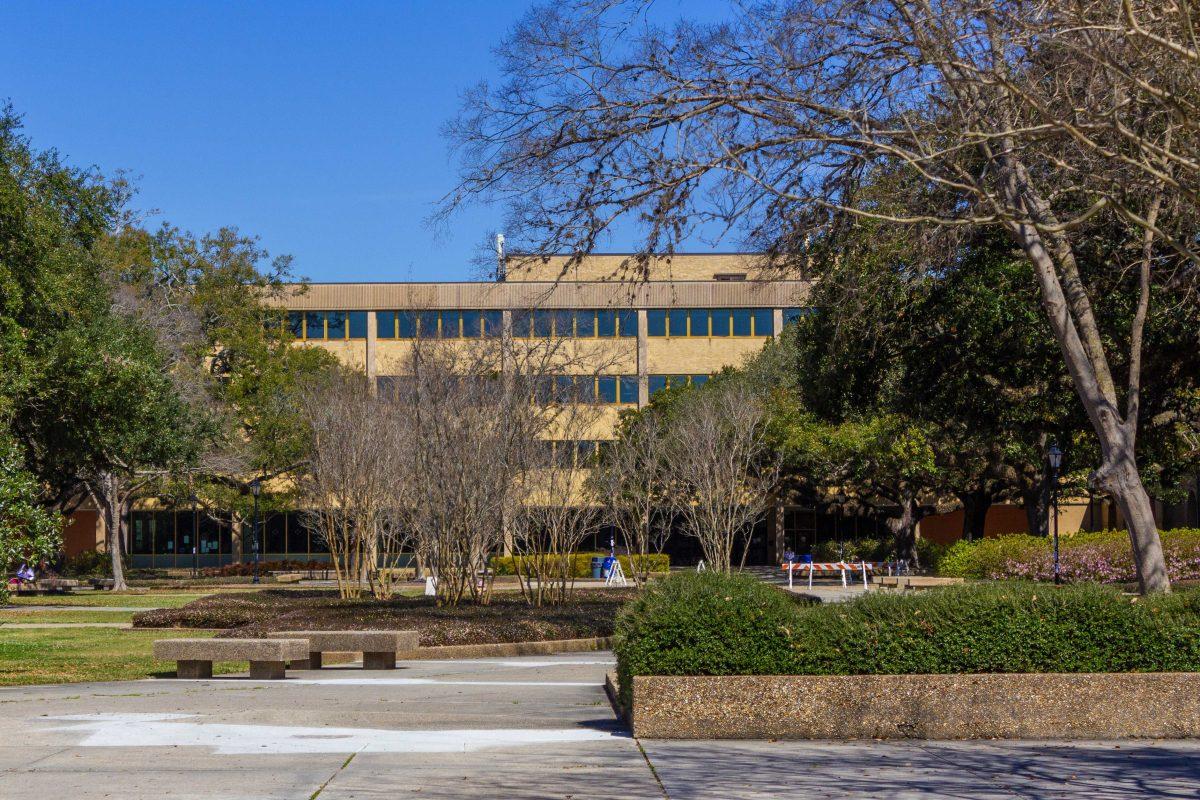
top-left (132, 588), bottom-right (633, 647)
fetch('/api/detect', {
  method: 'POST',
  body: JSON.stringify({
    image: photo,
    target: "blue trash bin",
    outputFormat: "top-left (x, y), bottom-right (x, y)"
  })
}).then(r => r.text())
top-left (591, 556), bottom-right (604, 579)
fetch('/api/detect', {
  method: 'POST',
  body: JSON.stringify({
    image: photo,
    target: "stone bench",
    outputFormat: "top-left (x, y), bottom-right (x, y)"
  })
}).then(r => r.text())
top-left (268, 630), bottom-right (418, 670)
top-left (153, 638), bottom-right (309, 680)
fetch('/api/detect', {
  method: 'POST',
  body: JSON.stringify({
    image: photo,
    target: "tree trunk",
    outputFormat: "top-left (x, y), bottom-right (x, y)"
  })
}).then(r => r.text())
top-left (998, 162), bottom-right (1169, 592)
top-left (887, 495), bottom-right (921, 570)
top-left (1022, 477), bottom-right (1051, 539)
top-left (958, 488), bottom-right (992, 542)
top-left (1095, 454), bottom-right (1169, 594)
top-left (92, 471), bottom-right (129, 591)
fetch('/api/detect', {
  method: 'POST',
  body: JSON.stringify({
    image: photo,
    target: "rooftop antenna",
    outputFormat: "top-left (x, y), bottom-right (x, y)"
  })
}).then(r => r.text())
top-left (495, 233), bottom-right (506, 282)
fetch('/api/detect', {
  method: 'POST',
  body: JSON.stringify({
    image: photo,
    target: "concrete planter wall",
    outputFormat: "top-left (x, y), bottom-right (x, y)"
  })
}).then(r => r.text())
top-left (624, 672), bottom-right (1200, 740)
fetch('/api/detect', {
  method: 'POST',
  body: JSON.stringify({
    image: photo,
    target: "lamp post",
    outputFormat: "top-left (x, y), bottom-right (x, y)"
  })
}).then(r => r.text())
top-left (1047, 443), bottom-right (1063, 585)
top-left (250, 479), bottom-right (261, 585)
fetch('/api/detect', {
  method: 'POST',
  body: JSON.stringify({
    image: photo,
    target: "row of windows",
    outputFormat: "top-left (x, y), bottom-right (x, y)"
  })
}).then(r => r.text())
top-left (531, 439), bottom-right (612, 467)
top-left (129, 511), bottom-right (330, 555)
top-left (287, 308), bottom-right (813, 341)
top-left (648, 374), bottom-right (712, 394)
top-left (287, 311), bottom-right (369, 340)
top-left (376, 375), bottom-right (640, 405)
top-left (532, 375), bottom-right (639, 405)
top-left (647, 309), bottom-right (773, 337)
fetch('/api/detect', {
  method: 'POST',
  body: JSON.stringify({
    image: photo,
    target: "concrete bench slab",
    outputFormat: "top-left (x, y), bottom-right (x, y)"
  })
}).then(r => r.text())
top-left (268, 630), bottom-right (419, 670)
top-left (153, 638), bottom-right (309, 680)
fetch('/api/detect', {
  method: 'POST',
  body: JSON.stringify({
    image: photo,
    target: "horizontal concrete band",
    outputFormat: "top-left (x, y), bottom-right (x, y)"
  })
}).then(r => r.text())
top-left (272, 281), bottom-right (811, 310)
top-left (398, 636), bottom-right (613, 660)
top-left (629, 672), bottom-right (1200, 740)
top-left (152, 638), bottom-right (309, 662)
top-left (269, 630), bottom-right (418, 652)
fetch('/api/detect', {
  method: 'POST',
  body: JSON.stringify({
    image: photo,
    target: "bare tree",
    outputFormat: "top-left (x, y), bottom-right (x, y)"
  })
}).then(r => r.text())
top-left (379, 310), bottom-right (621, 606)
top-left (443, 0), bottom-right (1200, 592)
top-left (299, 372), bottom-right (405, 599)
top-left (509, 383), bottom-right (609, 605)
top-left (587, 410), bottom-right (670, 587)
top-left (662, 383), bottom-right (781, 572)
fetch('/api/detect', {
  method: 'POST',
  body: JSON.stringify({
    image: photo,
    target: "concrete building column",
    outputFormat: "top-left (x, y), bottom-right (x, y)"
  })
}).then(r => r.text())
top-left (366, 311), bottom-right (378, 395)
top-left (773, 308), bottom-right (784, 337)
top-left (637, 308), bottom-right (649, 407)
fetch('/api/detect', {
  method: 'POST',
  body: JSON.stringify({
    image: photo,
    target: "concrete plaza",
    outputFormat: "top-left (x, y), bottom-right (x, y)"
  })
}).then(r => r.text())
top-left (0, 653), bottom-right (1197, 799)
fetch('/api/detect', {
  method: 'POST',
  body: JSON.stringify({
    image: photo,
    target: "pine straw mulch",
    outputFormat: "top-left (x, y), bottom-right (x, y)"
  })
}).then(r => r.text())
top-left (131, 588), bottom-right (634, 647)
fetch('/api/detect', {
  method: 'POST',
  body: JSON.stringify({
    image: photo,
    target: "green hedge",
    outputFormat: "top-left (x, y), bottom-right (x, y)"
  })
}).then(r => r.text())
top-left (490, 552), bottom-right (669, 578)
top-left (937, 528), bottom-right (1200, 583)
top-left (791, 582), bottom-right (1200, 675)
top-left (613, 571), bottom-right (807, 706)
top-left (613, 574), bottom-right (1200, 692)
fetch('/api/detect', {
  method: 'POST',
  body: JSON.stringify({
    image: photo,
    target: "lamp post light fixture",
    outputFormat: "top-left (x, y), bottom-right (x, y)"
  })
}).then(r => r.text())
top-left (1047, 443), bottom-right (1063, 585)
top-left (250, 479), bottom-right (261, 585)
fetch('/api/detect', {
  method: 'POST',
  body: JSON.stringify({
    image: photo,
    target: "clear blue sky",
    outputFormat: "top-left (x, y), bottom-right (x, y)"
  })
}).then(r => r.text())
top-left (1, 0), bottom-right (728, 283)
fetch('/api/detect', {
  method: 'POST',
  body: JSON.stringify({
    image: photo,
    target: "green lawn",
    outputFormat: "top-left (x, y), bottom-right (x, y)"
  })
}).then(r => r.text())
top-left (0, 628), bottom-right (238, 686)
top-left (0, 609), bottom-right (136, 624)
top-left (7, 592), bottom-right (209, 608)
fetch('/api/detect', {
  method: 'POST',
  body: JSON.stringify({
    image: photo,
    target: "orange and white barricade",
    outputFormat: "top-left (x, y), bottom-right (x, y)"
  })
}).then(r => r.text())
top-left (782, 561), bottom-right (887, 590)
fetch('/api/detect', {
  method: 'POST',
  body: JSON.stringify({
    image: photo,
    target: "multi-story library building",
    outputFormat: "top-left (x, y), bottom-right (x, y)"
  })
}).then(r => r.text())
top-left (68, 253), bottom-right (827, 568)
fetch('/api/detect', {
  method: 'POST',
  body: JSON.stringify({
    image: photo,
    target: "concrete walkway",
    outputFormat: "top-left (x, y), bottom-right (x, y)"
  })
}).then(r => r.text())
top-left (0, 654), bottom-right (1197, 798)
top-left (2, 604), bottom-right (162, 612)
top-left (0, 622), bottom-right (132, 628)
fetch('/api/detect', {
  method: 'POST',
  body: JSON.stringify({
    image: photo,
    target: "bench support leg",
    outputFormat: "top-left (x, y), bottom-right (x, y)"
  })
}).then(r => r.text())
top-left (363, 651), bottom-right (396, 670)
top-left (177, 660), bottom-right (212, 679)
top-left (292, 652), bottom-right (322, 670)
top-left (249, 660), bottom-right (287, 680)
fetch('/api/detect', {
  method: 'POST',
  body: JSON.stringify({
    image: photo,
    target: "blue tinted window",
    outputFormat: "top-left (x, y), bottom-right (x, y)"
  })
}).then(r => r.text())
top-left (553, 309), bottom-right (573, 337)
top-left (597, 376), bottom-right (617, 403)
top-left (647, 310), bottom-right (667, 337)
top-left (376, 311), bottom-right (396, 339)
top-left (533, 310), bottom-right (554, 338)
top-left (577, 376), bottom-right (597, 404)
top-left (461, 310), bottom-right (481, 338)
top-left (555, 376), bottom-right (576, 403)
top-left (783, 307), bottom-right (811, 325)
top-left (482, 310), bottom-right (503, 338)
top-left (648, 375), bottom-right (668, 395)
top-left (440, 310), bottom-right (461, 338)
top-left (287, 311), bottom-right (304, 338)
top-left (305, 311), bottom-right (325, 339)
top-left (576, 440), bottom-right (596, 462)
top-left (710, 309), bottom-right (732, 337)
top-left (575, 310), bottom-right (596, 337)
top-left (668, 309), bottom-right (688, 337)
top-left (618, 376), bottom-right (639, 404)
top-left (348, 311), bottom-right (367, 339)
top-left (511, 310), bottom-right (533, 338)
top-left (688, 309), bottom-right (709, 337)
top-left (751, 308), bottom-right (774, 336)
top-left (691, 374), bottom-right (709, 387)
top-left (732, 309), bottom-right (752, 337)
top-left (326, 312), bottom-right (347, 340)
top-left (617, 310), bottom-right (638, 338)
top-left (596, 310), bottom-right (616, 337)
top-left (669, 375), bottom-right (689, 388)
top-left (417, 311), bottom-right (439, 338)
top-left (397, 312), bottom-right (417, 338)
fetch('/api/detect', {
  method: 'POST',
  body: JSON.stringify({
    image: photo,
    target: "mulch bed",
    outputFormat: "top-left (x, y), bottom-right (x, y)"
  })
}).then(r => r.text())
top-left (132, 588), bottom-right (634, 647)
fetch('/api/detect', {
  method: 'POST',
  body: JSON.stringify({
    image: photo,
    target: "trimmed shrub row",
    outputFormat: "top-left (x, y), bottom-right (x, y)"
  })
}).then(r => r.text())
top-left (937, 528), bottom-right (1200, 583)
top-left (613, 572), bottom-right (1200, 703)
top-left (490, 552), bottom-right (669, 578)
